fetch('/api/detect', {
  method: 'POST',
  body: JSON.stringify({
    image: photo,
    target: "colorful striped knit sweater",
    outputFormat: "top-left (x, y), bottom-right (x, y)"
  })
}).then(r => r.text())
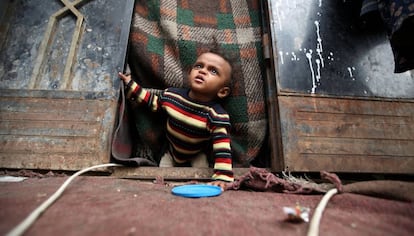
top-left (126, 81), bottom-right (234, 182)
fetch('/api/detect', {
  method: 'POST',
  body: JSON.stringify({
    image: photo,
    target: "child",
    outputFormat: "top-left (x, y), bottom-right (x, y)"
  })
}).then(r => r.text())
top-left (119, 50), bottom-right (234, 188)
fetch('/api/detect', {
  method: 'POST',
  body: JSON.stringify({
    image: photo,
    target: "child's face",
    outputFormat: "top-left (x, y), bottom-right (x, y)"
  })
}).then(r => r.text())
top-left (188, 52), bottom-right (231, 102)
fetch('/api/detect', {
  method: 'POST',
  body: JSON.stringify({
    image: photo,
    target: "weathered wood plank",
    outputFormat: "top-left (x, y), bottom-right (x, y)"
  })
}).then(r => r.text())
top-left (286, 154), bottom-right (413, 173)
top-left (0, 97), bottom-right (116, 170)
top-left (0, 135), bottom-right (99, 153)
top-left (297, 120), bottom-right (413, 140)
top-left (0, 120), bottom-right (100, 137)
top-left (298, 138), bottom-right (413, 156)
top-left (0, 97), bottom-right (106, 121)
top-left (278, 96), bottom-right (414, 173)
top-left (0, 153), bottom-right (106, 170)
top-left (111, 167), bottom-right (251, 180)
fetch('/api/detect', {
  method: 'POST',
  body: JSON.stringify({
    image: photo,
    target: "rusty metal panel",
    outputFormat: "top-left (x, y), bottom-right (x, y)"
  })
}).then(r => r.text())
top-left (267, 0), bottom-right (414, 98)
top-left (0, 0), bottom-right (132, 91)
top-left (0, 0), bottom-right (134, 170)
top-left (278, 96), bottom-right (414, 173)
top-left (263, 0), bottom-right (414, 174)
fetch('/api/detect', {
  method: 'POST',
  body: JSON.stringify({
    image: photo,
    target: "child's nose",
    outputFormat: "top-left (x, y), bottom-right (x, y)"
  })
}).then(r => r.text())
top-left (198, 68), bottom-right (207, 75)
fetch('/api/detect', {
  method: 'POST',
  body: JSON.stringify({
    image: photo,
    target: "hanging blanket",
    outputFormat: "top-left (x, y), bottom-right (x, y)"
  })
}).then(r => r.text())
top-left (112, 0), bottom-right (268, 167)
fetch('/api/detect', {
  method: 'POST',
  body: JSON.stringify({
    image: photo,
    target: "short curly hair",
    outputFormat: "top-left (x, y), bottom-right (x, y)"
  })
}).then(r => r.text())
top-left (204, 38), bottom-right (238, 91)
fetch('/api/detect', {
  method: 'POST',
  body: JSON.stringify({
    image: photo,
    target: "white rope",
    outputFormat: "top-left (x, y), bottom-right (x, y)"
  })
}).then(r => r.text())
top-left (6, 163), bottom-right (123, 236)
top-left (307, 188), bottom-right (338, 236)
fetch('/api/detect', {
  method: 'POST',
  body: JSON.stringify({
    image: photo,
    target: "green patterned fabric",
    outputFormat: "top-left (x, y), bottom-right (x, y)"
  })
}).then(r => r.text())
top-left (127, 0), bottom-right (267, 167)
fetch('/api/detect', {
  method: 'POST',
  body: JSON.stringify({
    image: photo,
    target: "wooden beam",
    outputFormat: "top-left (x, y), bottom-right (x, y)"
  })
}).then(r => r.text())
top-left (111, 167), bottom-right (251, 180)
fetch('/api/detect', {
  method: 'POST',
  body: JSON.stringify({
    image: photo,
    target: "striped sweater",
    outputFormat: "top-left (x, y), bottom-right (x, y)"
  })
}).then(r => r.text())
top-left (126, 81), bottom-right (234, 182)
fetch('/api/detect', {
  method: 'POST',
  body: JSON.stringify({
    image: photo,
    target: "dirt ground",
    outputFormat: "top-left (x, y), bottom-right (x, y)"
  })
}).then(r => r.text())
top-left (1, 174), bottom-right (414, 236)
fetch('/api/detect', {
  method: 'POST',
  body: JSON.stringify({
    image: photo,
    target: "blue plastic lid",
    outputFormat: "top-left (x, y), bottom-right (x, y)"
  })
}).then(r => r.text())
top-left (171, 184), bottom-right (222, 198)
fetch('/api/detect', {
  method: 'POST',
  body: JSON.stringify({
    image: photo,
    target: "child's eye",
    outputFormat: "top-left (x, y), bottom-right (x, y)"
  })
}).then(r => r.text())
top-left (210, 68), bottom-right (218, 75)
top-left (194, 64), bottom-right (202, 69)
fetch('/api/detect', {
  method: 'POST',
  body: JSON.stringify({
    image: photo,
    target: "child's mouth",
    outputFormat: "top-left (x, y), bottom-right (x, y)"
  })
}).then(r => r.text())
top-left (194, 76), bottom-right (204, 83)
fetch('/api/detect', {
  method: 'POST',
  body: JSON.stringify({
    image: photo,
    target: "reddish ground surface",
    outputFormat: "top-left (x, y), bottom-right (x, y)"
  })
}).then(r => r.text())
top-left (1, 176), bottom-right (413, 236)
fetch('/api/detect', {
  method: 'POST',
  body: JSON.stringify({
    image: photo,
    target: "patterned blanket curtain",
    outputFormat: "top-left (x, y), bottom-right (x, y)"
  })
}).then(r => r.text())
top-left (116, 0), bottom-right (268, 167)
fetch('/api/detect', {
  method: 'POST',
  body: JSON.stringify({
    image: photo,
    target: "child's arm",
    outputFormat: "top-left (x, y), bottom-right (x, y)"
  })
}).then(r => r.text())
top-left (211, 126), bottom-right (234, 183)
top-left (118, 72), bottom-right (162, 112)
top-left (118, 72), bottom-right (132, 85)
top-left (119, 72), bottom-right (135, 99)
top-left (208, 180), bottom-right (229, 191)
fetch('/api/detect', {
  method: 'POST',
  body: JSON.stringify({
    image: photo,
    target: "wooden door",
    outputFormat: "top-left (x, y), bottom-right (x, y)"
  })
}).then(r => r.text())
top-left (266, 0), bottom-right (414, 173)
top-left (0, 0), bottom-right (134, 170)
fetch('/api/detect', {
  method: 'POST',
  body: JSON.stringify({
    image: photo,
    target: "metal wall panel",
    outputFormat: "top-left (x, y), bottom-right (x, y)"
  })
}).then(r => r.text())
top-left (266, 0), bottom-right (414, 173)
top-left (0, 0), bottom-right (134, 170)
top-left (268, 0), bottom-right (414, 98)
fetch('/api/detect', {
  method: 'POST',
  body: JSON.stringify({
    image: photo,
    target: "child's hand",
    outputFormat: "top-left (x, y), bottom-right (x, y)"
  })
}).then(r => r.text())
top-left (208, 180), bottom-right (229, 191)
top-left (118, 72), bottom-right (131, 85)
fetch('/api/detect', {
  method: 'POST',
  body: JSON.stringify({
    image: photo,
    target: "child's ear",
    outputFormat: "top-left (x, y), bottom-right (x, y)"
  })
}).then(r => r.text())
top-left (217, 86), bottom-right (231, 99)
